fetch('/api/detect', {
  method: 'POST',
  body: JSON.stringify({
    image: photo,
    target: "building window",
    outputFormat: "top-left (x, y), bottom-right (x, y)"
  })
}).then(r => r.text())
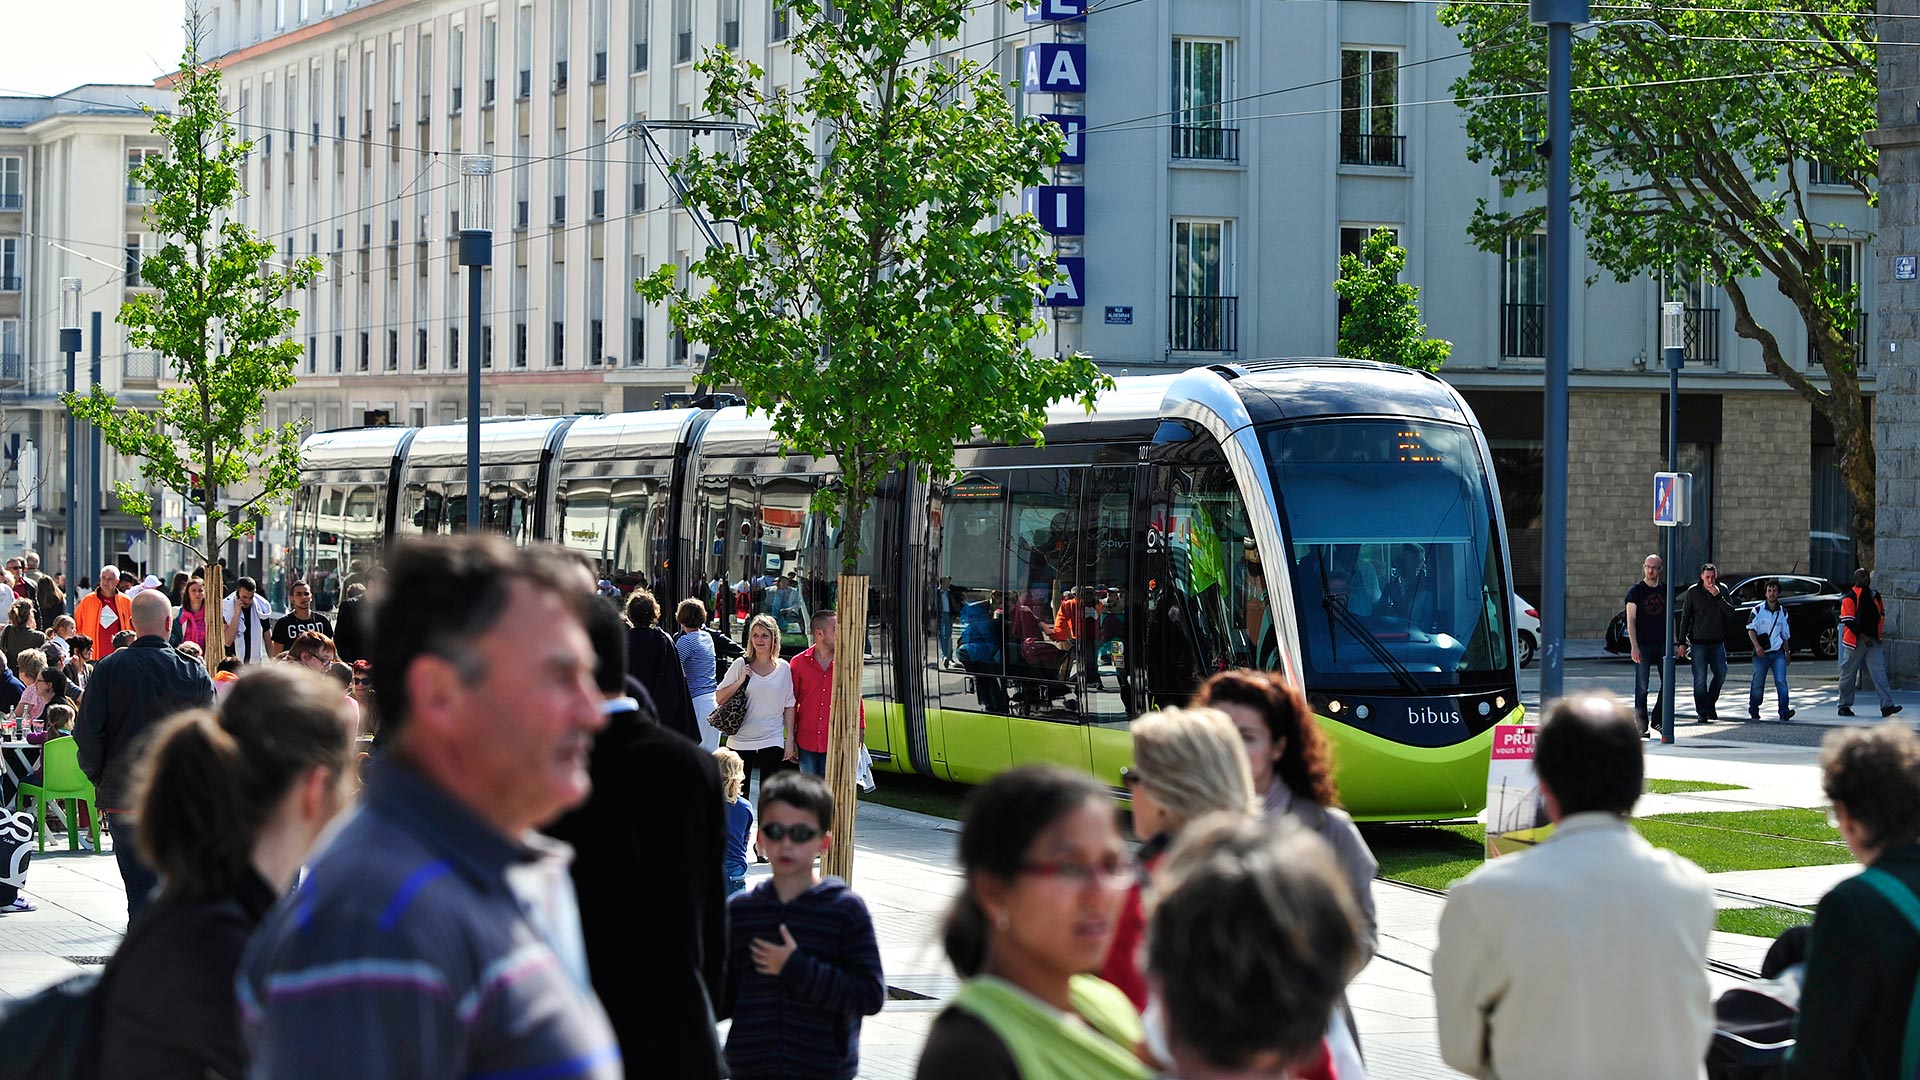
top-left (127, 147), bottom-right (162, 203)
top-left (386, 328), bottom-right (399, 370)
top-left (674, 0), bottom-right (692, 62)
top-left (0, 156), bottom-right (20, 210)
top-left (720, 0), bottom-right (740, 49)
top-left (1171, 39), bottom-right (1236, 162)
top-left (553, 0), bottom-right (571, 87)
top-left (1661, 261), bottom-right (1722, 366)
top-left (590, 0), bottom-right (609, 80)
top-left (482, 15), bottom-right (499, 105)
top-left (1809, 159), bottom-right (1849, 187)
top-left (415, 327), bottom-right (428, 369)
top-left (630, 314), bottom-right (645, 366)
top-left (450, 23), bottom-right (466, 113)
top-left (1502, 233), bottom-right (1545, 359)
top-left (631, 0), bottom-right (650, 70)
top-left (515, 320), bottom-right (528, 367)
top-left (124, 233), bottom-right (155, 287)
top-left (359, 330), bottom-right (370, 370)
top-left (551, 269), bottom-right (567, 366)
top-left (1812, 240), bottom-right (1865, 369)
top-left (771, 3), bottom-right (789, 42)
top-left (333, 334), bottom-right (343, 372)
top-left (516, 4), bottom-right (534, 99)
top-left (1339, 48), bottom-right (1403, 167)
top-left (1171, 219), bottom-right (1236, 353)
top-left (1337, 225), bottom-right (1399, 327)
top-left (483, 324), bottom-right (494, 368)
top-left (0, 237), bottom-right (17, 291)
top-left (418, 33), bottom-right (433, 116)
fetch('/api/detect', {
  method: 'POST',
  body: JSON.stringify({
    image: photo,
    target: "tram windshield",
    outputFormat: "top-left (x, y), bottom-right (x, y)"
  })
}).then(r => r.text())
top-left (1265, 420), bottom-right (1512, 689)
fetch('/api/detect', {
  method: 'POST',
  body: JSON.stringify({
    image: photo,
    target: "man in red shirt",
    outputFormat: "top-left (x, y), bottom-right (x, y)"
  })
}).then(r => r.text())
top-left (789, 610), bottom-right (865, 777)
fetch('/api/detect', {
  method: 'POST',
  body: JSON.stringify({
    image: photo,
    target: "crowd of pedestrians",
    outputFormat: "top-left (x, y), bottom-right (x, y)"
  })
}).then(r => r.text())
top-left (1, 538), bottom-right (1918, 1080)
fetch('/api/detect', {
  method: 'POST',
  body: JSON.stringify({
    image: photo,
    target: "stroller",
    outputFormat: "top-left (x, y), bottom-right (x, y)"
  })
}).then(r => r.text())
top-left (1706, 961), bottom-right (1802, 1080)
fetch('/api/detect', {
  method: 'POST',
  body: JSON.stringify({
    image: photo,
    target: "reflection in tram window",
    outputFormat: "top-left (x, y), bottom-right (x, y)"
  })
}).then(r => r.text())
top-left (1162, 465), bottom-right (1270, 679)
top-left (1268, 420), bottom-right (1512, 688)
top-left (609, 478), bottom-right (664, 596)
top-left (295, 482), bottom-right (385, 614)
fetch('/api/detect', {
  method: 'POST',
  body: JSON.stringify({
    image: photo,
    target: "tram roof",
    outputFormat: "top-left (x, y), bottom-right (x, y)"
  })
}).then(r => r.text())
top-left (401, 416), bottom-right (574, 468)
top-left (1206, 359), bottom-right (1470, 427)
top-left (301, 426), bottom-right (414, 472)
top-left (557, 409), bottom-right (700, 462)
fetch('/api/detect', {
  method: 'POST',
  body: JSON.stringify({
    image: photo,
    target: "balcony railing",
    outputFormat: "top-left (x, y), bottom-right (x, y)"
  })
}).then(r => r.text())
top-left (1339, 132), bottom-right (1406, 167)
top-left (0, 353), bottom-right (21, 383)
top-left (0, 276), bottom-right (18, 292)
top-left (123, 351), bottom-right (165, 386)
top-left (0, 193), bottom-right (20, 211)
top-left (1673, 305), bottom-right (1721, 366)
top-left (1170, 295), bottom-right (1238, 353)
top-left (1501, 302), bottom-right (1545, 359)
top-left (1810, 310), bottom-right (1869, 370)
top-left (1171, 125), bottom-right (1240, 162)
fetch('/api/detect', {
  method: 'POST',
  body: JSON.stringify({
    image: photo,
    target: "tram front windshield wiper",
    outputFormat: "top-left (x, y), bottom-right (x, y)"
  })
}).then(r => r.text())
top-left (1320, 595), bottom-right (1429, 696)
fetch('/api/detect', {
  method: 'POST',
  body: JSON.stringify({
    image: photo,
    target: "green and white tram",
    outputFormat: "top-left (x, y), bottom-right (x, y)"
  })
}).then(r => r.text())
top-left (291, 359), bottom-right (1520, 820)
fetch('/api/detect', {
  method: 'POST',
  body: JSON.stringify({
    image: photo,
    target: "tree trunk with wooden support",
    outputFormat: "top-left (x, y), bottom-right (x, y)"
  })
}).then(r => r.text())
top-left (820, 572), bottom-right (867, 883)
top-left (202, 559), bottom-right (224, 674)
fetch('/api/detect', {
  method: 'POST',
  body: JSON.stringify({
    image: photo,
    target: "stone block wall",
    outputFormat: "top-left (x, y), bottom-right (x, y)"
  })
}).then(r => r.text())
top-left (1873, 0), bottom-right (1920, 684)
top-left (1715, 394), bottom-right (1814, 577)
top-left (1566, 391), bottom-right (1664, 636)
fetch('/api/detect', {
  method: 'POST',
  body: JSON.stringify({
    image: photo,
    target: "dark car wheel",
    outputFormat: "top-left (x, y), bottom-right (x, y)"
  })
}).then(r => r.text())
top-left (1605, 612), bottom-right (1630, 655)
top-left (1518, 631), bottom-right (1537, 668)
top-left (1817, 623), bottom-right (1840, 661)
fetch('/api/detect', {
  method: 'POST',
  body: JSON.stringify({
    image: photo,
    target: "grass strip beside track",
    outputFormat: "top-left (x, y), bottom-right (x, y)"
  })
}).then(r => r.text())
top-left (1716, 906), bottom-right (1814, 938)
top-left (1644, 807), bottom-right (1841, 844)
top-left (1628, 819), bottom-right (1853, 874)
top-left (1645, 779), bottom-right (1747, 794)
top-left (860, 773), bottom-right (970, 821)
top-left (1364, 825), bottom-right (1487, 892)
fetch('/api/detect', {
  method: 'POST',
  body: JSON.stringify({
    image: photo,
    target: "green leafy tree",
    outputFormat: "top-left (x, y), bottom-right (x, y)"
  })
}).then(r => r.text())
top-left (1439, 0), bottom-right (1876, 561)
top-left (66, 32), bottom-right (321, 662)
top-left (640, 0), bottom-right (1109, 878)
top-left (1334, 228), bottom-right (1452, 371)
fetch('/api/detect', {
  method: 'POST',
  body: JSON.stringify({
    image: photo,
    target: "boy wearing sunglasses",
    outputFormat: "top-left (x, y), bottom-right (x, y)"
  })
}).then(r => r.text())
top-left (721, 770), bottom-right (885, 1080)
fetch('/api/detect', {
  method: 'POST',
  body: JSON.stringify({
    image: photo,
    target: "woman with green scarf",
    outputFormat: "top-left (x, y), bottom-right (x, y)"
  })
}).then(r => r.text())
top-left (914, 766), bottom-right (1152, 1080)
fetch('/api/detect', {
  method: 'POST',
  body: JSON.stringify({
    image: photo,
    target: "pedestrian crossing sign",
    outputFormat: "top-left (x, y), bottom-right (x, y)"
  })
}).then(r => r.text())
top-left (1655, 472), bottom-right (1692, 527)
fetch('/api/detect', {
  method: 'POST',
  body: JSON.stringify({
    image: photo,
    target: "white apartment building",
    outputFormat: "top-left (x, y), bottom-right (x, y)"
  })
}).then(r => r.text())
top-left (196, 0), bottom-right (1874, 631)
top-left (0, 84), bottom-right (173, 577)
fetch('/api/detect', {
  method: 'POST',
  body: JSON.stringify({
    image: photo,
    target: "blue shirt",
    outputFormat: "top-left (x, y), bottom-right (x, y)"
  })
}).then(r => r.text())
top-left (722, 877), bottom-right (885, 1080)
top-left (723, 797), bottom-right (753, 869)
top-left (238, 762), bottom-right (622, 1080)
top-left (677, 628), bottom-right (719, 698)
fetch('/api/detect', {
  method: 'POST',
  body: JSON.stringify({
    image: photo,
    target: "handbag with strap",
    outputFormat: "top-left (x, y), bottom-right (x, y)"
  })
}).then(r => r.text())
top-left (706, 662), bottom-right (751, 737)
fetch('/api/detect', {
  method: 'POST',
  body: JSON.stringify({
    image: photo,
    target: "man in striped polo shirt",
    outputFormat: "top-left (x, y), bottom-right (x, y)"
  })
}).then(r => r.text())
top-left (240, 536), bottom-right (621, 1079)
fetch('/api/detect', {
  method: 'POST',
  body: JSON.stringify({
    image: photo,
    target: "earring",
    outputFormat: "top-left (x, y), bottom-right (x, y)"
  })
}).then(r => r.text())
top-left (994, 910), bottom-right (1010, 932)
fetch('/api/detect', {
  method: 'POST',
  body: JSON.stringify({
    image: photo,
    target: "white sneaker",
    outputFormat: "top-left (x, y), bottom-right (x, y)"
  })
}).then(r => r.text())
top-left (78, 835), bottom-right (95, 852)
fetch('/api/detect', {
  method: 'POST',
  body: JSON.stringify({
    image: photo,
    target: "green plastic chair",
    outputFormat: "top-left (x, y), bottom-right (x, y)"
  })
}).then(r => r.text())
top-left (16, 738), bottom-right (100, 853)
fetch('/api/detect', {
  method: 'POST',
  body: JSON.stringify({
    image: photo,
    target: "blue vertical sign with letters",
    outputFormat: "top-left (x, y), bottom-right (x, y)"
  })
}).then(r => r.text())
top-left (1023, 186), bottom-right (1085, 236)
top-left (1024, 0), bottom-right (1085, 22)
top-left (1022, 45), bottom-right (1087, 94)
top-left (1041, 114), bottom-right (1085, 165)
top-left (1045, 258), bottom-right (1087, 308)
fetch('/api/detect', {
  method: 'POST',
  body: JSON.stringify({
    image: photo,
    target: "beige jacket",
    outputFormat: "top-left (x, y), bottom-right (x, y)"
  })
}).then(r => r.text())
top-left (1431, 812), bottom-right (1715, 1079)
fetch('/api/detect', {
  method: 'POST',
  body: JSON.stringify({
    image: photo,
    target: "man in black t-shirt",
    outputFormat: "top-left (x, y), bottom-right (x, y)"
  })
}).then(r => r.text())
top-left (1624, 554), bottom-right (1671, 736)
top-left (269, 579), bottom-right (333, 658)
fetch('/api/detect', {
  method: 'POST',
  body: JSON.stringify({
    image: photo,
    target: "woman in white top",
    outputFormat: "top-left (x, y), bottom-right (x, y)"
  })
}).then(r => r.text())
top-left (714, 614), bottom-right (796, 861)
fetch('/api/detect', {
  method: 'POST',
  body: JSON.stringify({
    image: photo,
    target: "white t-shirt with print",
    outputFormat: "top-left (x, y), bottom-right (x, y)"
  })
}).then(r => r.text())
top-left (719, 657), bottom-right (796, 752)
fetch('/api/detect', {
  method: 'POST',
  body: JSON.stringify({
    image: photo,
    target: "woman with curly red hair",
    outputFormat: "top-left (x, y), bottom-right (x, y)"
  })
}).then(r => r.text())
top-left (1193, 669), bottom-right (1377, 959)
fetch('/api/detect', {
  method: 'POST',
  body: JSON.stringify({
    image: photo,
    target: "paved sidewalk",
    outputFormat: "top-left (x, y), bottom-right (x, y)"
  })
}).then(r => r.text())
top-left (1, 735), bottom-right (1851, 1079)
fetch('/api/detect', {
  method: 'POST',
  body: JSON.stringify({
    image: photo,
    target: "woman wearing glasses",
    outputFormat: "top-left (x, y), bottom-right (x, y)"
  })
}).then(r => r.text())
top-left (1099, 707), bottom-right (1258, 1010)
top-left (917, 766), bottom-right (1152, 1080)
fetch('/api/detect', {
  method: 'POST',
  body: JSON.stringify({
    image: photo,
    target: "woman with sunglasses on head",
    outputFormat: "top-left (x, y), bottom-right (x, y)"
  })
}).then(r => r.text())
top-left (92, 665), bottom-right (359, 1080)
top-left (916, 766), bottom-right (1152, 1080)
top-left (1194, 670), bottom-right (1378, 960)
top-left (1100, 706), bottom-right (1257, 1011)
top-left (714, 614), bottom-right (796, 858)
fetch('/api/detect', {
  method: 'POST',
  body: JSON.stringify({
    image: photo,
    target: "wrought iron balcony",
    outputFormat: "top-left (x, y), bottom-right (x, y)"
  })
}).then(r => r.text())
top-left (1171, 125), bottom-right (1239, 163)
top-left (1339, 132), bottom-right (1406, 167)
top-left (1170, 295), bottom-right (1238, 353)
top-left (1501, 303), bottom-right (1545, 359)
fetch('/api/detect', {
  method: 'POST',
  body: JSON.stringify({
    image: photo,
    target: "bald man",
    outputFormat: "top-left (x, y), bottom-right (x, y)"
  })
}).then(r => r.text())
top-left (75, 587), bottom-right (217, 918)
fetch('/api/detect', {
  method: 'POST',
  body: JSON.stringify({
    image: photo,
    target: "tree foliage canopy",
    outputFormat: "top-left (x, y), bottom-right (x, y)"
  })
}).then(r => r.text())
top-left (1334, 228), bottom-right (1452, 371)
top-left (1439, 0), bottom-right (1878, 552)
top-left (66, 38), bottom-right (321, 567)
top-left (638, 0), bottom-right (1110, 570)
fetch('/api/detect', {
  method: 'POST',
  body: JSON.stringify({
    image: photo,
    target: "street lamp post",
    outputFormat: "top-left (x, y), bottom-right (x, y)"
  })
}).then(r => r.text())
top-left (459, 155), bottom-right (494, 535)
top-left (1660, 301), bottom-right (1685, 744)
top-left (1533, 0), bottom-right (1589, 704)
top-left (58, 277), bottom-right (80, 613)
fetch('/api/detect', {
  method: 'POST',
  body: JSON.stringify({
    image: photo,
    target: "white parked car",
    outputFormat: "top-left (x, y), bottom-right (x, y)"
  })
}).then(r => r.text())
top-left (1513, 594), bottom-right (1541, 668)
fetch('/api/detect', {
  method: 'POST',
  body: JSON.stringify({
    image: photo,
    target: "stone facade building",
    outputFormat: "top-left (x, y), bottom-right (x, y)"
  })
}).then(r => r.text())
top-left (1872, 0), bottom-right (1920, 681)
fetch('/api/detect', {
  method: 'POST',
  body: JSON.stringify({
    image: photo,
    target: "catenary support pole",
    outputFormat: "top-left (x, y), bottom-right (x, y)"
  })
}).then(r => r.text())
top-left (1663, 343), bottom-right (1682, 743)
top-left (1534, 0), bottom-right (1587, 703)
top-left (90, 312), bottom-right (103, 579)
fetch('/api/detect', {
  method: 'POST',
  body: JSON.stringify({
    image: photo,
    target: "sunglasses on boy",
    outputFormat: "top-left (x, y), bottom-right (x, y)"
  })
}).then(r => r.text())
top-left (759, 822), bottom-right (821, 844)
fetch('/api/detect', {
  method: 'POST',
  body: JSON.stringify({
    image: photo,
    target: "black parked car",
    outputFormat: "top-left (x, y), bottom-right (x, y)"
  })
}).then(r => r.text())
top-left (1603, 574), bottom-right (1843, 660)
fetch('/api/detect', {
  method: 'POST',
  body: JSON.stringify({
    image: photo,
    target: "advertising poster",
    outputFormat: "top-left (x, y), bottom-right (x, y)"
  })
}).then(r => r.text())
top-left (1485, 724), bottom-right (1553, 858)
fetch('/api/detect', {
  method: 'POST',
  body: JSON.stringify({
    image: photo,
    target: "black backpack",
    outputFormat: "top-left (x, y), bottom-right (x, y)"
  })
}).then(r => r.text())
top-left (0, 971), bottom-right (102, 1080)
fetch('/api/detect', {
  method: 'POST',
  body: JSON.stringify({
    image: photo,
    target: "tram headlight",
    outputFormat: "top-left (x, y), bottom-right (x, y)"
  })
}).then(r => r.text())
top-left (1496, 695), bottom-right (1507, 709)
top-left (1327, 700), bottom-right (1343, 715)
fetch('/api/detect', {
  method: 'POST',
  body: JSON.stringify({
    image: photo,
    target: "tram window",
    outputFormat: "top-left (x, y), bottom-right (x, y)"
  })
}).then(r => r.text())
top-left (559, 478), bottom-right (613, 569)
top-left (1006, 470), bottom-right (1082, 710)
top-left (1084, 467), bottom-right (1138, 727)
top-left (485, 481), bottom-right (534, 543)
top-left (607, 479), bottom-right (655, 595)
top-left (1164, 465), bottom-right (1268, 676)
top-left (757, 477), bottom-right (818, 650)
top-left (939, 474), bottom-right (1007, 679)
